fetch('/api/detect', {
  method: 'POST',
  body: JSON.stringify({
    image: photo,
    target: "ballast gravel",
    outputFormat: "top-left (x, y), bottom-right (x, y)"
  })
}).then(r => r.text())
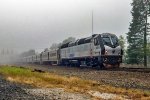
top-left (0, 76), bottom-right (48, 100)
top-left (0, 76), bottom-right (91, 100)
top-left (20, 64), bottom-right (150, 90)
top-left (24, 88), bottom-right (91, 100)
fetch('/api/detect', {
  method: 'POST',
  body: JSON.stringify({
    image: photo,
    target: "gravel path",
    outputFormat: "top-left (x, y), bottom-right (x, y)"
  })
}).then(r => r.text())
top-left (0, 76), bottom-right (43, 100)
top-left (0, 76), bottom-right (91, 100)
top-left (19, 64), bottom-right (150, 91)
top-left (24, 88), bottom-right (91, 100)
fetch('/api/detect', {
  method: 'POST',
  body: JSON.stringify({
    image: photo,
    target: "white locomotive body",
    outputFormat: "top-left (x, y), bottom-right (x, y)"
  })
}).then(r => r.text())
top-left (60, 33), bottom-right (122, 68)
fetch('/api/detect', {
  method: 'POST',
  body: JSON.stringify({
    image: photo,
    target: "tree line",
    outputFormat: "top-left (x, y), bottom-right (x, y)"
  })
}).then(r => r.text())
top-left (119, 0), bottom-right (150, 67)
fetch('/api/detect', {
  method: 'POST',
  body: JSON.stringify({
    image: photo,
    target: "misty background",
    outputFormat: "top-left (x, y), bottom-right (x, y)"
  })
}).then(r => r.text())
top-left (0, 0), bottom-right (133, 54)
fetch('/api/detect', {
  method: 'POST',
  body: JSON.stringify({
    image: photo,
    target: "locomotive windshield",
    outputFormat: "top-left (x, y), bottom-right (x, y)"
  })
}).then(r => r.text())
top-left (102, 37), bottom-right (112, 46)
top-left (102, 34), bottom-right (119, 47)
top-left (111, 35), bottom-right (119, 46)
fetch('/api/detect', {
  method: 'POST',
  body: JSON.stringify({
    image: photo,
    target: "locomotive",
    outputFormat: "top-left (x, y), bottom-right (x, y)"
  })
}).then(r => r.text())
top-left (22, 33), bottom-right (123, 69)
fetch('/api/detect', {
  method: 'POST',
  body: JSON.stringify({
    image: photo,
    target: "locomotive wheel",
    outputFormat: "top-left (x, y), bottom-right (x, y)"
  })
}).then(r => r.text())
top-left (115, 63), bottom-right (120, 68)
top-left (103, 63), bottom-right (120, 69)
top-left (76, 61), bottom-right (81, 68)
top-left (103, 63), bottom-right (113, 69)
top-left (97, 64), bottom-right (104, 70)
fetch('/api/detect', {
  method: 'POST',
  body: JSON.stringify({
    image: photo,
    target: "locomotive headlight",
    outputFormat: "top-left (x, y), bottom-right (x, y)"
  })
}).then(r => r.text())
top-left (105, 50), bottom-right (108, 55)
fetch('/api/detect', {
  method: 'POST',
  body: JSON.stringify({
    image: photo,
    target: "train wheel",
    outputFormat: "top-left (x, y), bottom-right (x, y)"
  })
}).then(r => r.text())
top-left (103, 63), bottom-right (120, 69)
top-left (97, 63), bottom-right (104, 70)
top-left (115, 63), bottom-right (120, 68)
top-left (76, 61), bottom-right (81, 68)
top-left (103, 63), bottom-right (113, 69)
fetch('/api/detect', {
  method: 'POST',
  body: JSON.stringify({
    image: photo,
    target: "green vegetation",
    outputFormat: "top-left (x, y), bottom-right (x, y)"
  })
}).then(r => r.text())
top-left (126, 0), bottom-right (150, 66)
top-left (118, 35), bottom-right (125, 51)
top-left (0, 66), bottom-right (150, 99)
top-left (118, 35), bottom-right (126, 63)
top-left (148, 43), bottom-right (150, 54)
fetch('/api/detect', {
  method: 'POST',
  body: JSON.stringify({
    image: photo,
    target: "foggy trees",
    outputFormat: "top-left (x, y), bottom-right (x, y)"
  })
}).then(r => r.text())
top-left (118, 35), bottom-right (125, 51)
top-left (118, 35), bottom-right (127, 63)
top-left (50, 43), bottom-right (61, 50)
top-left (62, 37), bottom-right (76, 44)
top-left (44, 48), bottom-right (49, 52)
top-left (0, 49), bottom-right (14, 55)
top-left (20, 49), bottom-right (36, 57)
top-left (126, 0), bottom-right (150, 66)
top-left (50, 37), bottom-right (76, 50)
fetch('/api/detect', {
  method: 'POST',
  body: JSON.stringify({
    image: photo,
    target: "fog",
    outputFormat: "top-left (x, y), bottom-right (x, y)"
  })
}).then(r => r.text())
top-left (0, 0), bottom-right (133, 64)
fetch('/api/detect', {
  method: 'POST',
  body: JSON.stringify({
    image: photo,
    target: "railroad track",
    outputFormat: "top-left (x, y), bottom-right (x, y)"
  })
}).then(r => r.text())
top-left (78, 66), bottom-right (150, 73)
top-left (13, 63), bottom-right (150, 91)
top-left (107, 67), bottom-right (150, 73)
top-left (18, 63), bottom-right (150, 73)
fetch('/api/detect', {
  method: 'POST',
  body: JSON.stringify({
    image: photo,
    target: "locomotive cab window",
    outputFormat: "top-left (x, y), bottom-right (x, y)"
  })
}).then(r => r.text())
top-left (102, 37), bottom-right (112, 46)
top-left (94, 38), bottom-right (99, 46)
top-left (111, 35), bottom-right (119, 46)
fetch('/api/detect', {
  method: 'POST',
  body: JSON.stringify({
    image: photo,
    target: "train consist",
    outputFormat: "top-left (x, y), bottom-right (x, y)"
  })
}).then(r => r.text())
top-left (21, 33), bottom-right (123, 69)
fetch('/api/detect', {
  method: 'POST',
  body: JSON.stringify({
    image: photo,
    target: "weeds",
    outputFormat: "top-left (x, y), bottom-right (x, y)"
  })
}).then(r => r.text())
top-left (0, 66), bottom-right (150, 99)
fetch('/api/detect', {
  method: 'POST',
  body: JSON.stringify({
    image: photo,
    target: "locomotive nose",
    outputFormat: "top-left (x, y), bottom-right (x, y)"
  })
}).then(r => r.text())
top-left (112, 49), bottom-right (115, 53)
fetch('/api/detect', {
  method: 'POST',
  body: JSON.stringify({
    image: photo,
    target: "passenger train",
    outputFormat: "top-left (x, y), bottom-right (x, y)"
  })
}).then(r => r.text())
top-left (21, 33), bottom-right (123, 69)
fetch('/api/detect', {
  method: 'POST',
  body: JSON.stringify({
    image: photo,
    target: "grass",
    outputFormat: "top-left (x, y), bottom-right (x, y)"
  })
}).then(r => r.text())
top-left (0, 65), bottom-right (150, 99)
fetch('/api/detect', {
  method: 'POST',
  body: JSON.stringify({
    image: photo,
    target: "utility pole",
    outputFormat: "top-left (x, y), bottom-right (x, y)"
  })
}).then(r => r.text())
top-left (92, 11), bottom-right (94, 35)
top-left (144, 10), bottom-right (147, 67)
top-left (144, 0), bottom-right (149, 67)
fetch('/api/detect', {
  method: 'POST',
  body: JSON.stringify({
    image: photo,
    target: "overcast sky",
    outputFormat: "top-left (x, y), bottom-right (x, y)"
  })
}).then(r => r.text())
top-left (0, 0), bottom-right (132, 53)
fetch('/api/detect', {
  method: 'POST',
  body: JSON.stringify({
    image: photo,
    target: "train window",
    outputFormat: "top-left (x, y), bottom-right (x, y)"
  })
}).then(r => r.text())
top-left (50, 53), bottom-right (56, 56)
top-left (94, 38), bottom-right (99, 45)
top-left (102, 37), bottom-right (112, 46)
top-left (111, 35), bottom-right (119, 46)
top-left (84, 37), bottom-right (92, 43)
top-left (78, 38), bottom-right (86, 45)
